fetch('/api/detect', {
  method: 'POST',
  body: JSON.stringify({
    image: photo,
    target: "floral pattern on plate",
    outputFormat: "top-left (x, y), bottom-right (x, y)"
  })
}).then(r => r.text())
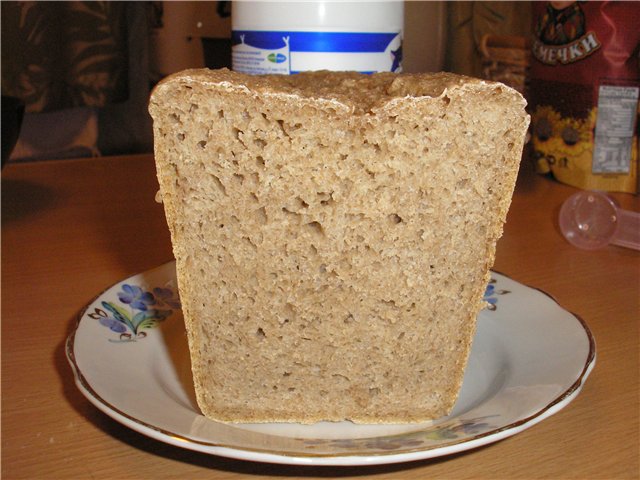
top-left (301, 415), bottom-right (500, 451)
top-left (484, 278), bottom-right (511, 310)
top-left (88, 283), bottom-right (180, 342)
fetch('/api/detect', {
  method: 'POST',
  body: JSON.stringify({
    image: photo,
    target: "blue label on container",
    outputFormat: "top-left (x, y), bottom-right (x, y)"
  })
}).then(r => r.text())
top-left (232, 30), bottom-right (402, 75)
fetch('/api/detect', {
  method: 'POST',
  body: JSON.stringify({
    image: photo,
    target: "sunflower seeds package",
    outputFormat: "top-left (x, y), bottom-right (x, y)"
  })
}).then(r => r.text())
top-left (529, 1), bottom-right (640, 193)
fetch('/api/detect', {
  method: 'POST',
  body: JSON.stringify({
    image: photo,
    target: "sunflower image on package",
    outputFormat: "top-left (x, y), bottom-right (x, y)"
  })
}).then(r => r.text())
top-left (529, 1), bottom-right (640, 193)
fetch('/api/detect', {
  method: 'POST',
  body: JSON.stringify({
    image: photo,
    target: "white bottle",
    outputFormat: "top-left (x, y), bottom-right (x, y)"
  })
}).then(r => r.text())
top-left (232, 1), bottom-right (404, 75)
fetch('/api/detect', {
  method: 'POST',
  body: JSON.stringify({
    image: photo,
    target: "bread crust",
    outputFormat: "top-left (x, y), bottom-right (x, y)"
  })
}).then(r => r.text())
top-left (149, 68), bottom-right (529, 424)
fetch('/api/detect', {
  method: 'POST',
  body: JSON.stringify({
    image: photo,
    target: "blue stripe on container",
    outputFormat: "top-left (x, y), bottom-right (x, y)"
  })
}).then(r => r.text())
top-left (232, 31), bottom-right (398, 53)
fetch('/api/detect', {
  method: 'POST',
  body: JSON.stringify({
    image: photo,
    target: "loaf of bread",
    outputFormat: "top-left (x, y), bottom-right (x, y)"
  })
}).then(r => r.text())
top-left (149, 68), bottom-right (529, 424)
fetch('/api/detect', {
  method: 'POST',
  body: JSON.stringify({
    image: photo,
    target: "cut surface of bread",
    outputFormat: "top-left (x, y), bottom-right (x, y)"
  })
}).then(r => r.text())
top-left (149, 68), bottom-right (529, 424)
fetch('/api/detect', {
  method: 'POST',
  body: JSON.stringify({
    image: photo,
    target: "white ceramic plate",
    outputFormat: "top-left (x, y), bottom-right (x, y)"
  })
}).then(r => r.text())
top-left (67, 261), bottom-right (595, 466)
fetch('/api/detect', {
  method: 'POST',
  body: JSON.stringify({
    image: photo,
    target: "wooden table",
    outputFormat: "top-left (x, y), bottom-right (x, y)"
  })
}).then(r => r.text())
top-left (2, 154), bottom-right (638, 479)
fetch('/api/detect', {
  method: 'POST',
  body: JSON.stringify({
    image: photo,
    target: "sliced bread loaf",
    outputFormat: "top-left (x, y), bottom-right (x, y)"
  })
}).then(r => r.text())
top-left (149, 68), bottom-right (529, 424)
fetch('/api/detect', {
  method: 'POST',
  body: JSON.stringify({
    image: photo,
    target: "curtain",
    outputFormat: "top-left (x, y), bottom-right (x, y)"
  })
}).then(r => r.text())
top-left (1, 1), bottom-right (129, 113)
top-left (1, 2), bottom-right (163, 160)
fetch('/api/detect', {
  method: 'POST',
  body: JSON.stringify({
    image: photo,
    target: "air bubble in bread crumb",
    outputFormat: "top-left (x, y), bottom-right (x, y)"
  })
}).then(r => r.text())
top-left (305, 221), bottom-right (325, 238)
top-left (389, 213), bottom-right (402, 224)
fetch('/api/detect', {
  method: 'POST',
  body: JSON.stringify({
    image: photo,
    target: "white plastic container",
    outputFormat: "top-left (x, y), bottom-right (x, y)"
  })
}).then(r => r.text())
top-left (232, 1), bottom-right (404, 75)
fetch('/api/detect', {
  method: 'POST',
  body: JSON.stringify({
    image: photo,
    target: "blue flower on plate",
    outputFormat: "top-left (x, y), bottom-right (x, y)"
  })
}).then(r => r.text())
top-left (90, 308), bottom-right (127, 333)
top-left (118, 284), bottom-right (156, 311)
top-left (153, 286), bottom-right (181, 309)
top-left (90, 283), bottom-right (180, 342)
top-left (483, 279), bottom-right (510, 311)
top-left (484, 284), bottom-right (499, 307)
top-left (422, 415), bottom-right (499, 441)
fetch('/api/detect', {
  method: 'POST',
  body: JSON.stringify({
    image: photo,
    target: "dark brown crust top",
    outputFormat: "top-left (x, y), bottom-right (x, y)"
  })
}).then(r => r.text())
top-left (150, 68), bottom-right (525, 116)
